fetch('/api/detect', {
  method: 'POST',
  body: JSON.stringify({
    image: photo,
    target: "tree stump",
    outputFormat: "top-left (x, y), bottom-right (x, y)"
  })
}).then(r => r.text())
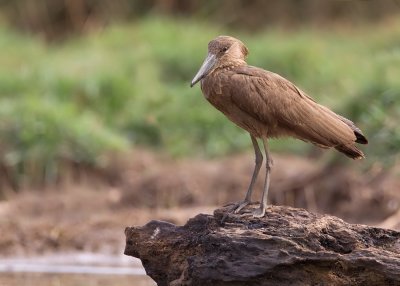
top-left (125, 204), bottom-right (400, 286)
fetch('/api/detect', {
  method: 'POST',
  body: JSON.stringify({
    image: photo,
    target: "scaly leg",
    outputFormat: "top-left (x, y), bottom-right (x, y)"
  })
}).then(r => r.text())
top-left (252, 137), bottom-right (272, 218)
top-left (234, 135), bottom-right (263, 213)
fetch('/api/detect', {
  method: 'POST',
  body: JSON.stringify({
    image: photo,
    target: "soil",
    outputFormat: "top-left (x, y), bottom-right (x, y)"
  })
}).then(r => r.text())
top-left (1, 149), bottom-right (399, 257)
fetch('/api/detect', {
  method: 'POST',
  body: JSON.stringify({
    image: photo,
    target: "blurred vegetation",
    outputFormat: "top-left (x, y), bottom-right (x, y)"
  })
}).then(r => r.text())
top-left (1, 0), bottom-right (400, 40)
top-left (0, 16), bottom-right (399, 190)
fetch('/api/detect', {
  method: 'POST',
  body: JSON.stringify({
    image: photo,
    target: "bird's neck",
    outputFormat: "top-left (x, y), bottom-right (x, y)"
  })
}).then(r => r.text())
top-left (214, 58), bottom-right (247, 72)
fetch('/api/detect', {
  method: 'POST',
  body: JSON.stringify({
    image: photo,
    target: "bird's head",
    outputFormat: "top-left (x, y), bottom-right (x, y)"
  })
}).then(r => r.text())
top-left (190, 36), bottom-right (248, 87)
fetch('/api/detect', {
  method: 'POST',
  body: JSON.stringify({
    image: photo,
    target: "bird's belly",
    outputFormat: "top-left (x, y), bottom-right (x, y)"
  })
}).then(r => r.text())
top-left (226, 112), bottom-right (267, 137)
top-left (206, 94), bottom-right (269, 138)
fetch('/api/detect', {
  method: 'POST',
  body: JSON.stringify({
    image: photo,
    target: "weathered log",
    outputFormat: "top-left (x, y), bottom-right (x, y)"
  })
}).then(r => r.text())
top-left (124, 204), bottom-right (400, 286)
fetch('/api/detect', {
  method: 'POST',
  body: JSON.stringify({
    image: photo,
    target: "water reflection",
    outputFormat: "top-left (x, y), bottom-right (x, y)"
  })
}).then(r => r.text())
top-left (0, 253), bottom-right (155, 286)
top-left (0, 273), bottom-right (155, 286)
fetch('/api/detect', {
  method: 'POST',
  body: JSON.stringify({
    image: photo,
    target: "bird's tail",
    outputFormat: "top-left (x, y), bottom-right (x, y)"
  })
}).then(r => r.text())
top-left (335, 144), bottom-right (365, 160)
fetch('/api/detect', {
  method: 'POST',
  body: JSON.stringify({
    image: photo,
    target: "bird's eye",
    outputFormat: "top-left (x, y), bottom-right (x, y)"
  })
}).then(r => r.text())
top-left (222, 47), bottom-right (229, 52)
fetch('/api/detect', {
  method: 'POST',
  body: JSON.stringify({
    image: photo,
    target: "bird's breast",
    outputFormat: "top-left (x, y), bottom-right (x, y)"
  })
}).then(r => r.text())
top-left (201, 74), bottom-right (223, 99)
top-left (201, 74), bottom-right (227, 107)
top-left (200, 72), bottom-right (269, 138)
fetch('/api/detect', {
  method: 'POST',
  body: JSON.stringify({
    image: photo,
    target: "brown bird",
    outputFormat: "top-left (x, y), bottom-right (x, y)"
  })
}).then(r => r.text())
top-left (190, 36), bottom-right (367, 217)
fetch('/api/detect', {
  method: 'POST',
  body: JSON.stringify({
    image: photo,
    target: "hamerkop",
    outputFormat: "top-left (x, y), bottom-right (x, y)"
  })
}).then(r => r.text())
top-left (191, 36), bottom-right (368, 217)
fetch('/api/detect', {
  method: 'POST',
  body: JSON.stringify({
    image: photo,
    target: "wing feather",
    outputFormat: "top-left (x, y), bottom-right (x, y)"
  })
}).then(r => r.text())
top-left (226, 66), bottom-right (357, 148)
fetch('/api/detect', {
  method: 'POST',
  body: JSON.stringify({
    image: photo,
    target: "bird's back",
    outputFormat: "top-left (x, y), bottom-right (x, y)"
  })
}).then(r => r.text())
top-left (202, 65), bottom-right (367, 159)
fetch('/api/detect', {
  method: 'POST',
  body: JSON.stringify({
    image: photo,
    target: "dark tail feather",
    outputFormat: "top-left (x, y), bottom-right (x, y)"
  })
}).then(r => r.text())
top-left (335, 144), bottom-right (365, 160)
top-left (337, 115), bottom-right (368, 144)
top-left (355, 130), bottom-right (368, 144)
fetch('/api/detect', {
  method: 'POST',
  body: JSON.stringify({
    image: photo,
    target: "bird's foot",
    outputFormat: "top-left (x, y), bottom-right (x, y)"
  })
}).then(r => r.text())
top-left (220, 201), bottom-right (252, 223)
top-left (233, 200), bottom-right (251, 214)
top-left (251, 206), bottom-right (266, 218)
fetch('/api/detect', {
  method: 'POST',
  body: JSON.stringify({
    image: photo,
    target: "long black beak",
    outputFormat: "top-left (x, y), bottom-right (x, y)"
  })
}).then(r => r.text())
top-left (190, 53), bottom-right (217, 87)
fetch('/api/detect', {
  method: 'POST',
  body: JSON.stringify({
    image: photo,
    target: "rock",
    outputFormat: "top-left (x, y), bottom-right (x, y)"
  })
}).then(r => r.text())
top-left (124, 204), bottom-right (400, 286)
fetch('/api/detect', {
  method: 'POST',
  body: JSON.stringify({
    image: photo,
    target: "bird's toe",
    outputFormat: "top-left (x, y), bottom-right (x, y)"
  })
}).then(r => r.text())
top-left (234, 200), bottom-right (251, 214)
top-left (251, 207), bottom-right (266, 218)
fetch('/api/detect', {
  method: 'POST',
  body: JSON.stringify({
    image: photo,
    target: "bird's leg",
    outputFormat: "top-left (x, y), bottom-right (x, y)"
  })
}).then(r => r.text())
top-left (234, 135), bottom-right (263, 213)
top-left (252, 137), bottom-right (272, 218)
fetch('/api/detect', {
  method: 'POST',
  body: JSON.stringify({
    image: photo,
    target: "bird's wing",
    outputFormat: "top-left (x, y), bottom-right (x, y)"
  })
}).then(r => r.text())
top-left (226, 66), bottom-right (357, 147)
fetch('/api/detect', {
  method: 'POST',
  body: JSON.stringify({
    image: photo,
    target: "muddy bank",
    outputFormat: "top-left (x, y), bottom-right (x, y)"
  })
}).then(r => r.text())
top-left (1, 150), bottom-right (399, 256)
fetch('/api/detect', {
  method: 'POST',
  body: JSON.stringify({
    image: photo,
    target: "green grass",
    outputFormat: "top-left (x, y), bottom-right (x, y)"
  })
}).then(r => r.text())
top-left (0, 17), bottom-right (399, 187)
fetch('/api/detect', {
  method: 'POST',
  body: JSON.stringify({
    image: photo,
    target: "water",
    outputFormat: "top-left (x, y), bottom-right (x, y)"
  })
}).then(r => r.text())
top-left (0, 273), bottom-right (154, 286)
top-left (0, 253), bottom-right (155, 286)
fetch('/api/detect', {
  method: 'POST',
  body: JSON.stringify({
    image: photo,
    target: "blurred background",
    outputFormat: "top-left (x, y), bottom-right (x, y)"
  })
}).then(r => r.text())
top-left (0, 0), bottom-right (400, 285)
